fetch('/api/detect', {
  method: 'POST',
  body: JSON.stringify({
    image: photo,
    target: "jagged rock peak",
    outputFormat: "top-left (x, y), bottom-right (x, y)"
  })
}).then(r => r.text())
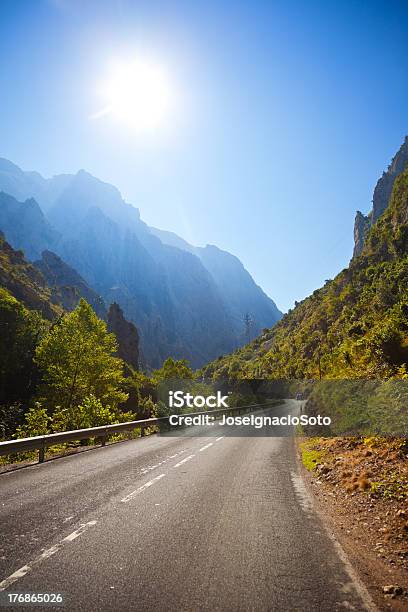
top-left (353, 211), bottom-right (369, 258)
top-left (372, 135), bottom-right (408, 224)
top-left (353, 136), bottom-right (408, 257)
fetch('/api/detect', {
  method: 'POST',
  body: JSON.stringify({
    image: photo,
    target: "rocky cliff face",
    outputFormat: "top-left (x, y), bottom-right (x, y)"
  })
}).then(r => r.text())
top-left (107, 302), bottom-right (139, 370)
top-left (34, 250), bottom-right (107, 319)
top-left (353, 136), bottom-right (408, 256)
top-left (372, 136), bottom-right (408, 223)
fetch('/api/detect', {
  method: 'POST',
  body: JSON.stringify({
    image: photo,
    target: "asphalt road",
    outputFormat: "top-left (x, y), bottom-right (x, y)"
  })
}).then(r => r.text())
top-left (0, 400), bottom-right (374, 611)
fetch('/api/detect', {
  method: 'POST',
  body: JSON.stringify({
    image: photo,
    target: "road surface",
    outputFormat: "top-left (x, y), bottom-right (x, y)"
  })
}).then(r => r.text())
top-left (0, 401), bottom-right (374, 611)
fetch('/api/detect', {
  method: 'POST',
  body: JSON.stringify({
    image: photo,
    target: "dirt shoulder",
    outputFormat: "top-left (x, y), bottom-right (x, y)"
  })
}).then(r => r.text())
top-left (298, 437), bottom-right (408, 611)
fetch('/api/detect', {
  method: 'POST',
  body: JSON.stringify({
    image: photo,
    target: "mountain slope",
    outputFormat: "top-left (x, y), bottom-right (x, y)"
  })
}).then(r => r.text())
top-left (203, 152), bottom-right (408, 380)
top-left (0, 158), bottom-right (50, 209)
top-left (0, 234), bottom-right (61, 320)
top-left (195, 244), bottom-right (282, 340)
top-left (150, 227), bottom-right (282, 341)
top-left (34, 250), bottom-right (107, 319)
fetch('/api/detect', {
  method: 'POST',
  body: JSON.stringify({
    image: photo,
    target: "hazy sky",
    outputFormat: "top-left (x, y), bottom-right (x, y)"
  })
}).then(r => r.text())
top-left (0, 0), bottom-right (407, 311)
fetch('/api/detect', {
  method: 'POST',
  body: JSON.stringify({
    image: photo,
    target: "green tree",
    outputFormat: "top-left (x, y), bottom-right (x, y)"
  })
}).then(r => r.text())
top-left (0, 288), bottom-right (47, 407)
top-left (16, 402), bottom-right (50, 438)
top-left (52, 395), bottom-right (118, 431)
top-left (121, 370), bottom-right (157, 418)
top-left (35, 299), bottom-right (127, 413)
top-left (152, 357), bottom-right (194, 383)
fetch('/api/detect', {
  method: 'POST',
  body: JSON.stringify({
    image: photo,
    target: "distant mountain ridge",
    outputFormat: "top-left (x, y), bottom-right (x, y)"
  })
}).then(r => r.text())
top-left (150, 227), bottom-right (282, 339)
top-left (0, 158), bottom-right (282, 368)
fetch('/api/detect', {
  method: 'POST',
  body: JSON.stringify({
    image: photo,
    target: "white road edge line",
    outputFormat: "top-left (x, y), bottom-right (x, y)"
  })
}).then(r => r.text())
top-left (291, 469), bottom-right (378, 612)
top-left (199, 443), bottom-right (213, 452)
top-left (121, 473), bottom-right (166, 503)
top-left (0, 520), bottom-right (97, 592)
top-left (215, 436), bottom-right (224, 441)
top-left (173, 455), bottom-right (195, 468)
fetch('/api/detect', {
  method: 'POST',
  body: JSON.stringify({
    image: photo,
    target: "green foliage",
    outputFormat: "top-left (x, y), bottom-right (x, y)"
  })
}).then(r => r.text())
top-left (152, 357), bottom-right (194, 383)
top-left (121, 370), bottom-right (157, 418)
top-left (16, 402), bottom-right (50, 438)
top-left (152, 400), bottom-right (170, 418)
top-left (370, 475), bottom-right (408, 500)
top-left (35, 299), bottom-right (128, 412)
top-left (301, 448), bottom-right (322, 472)
top-left (0, 404), bottom-right (24, 440)
top-left (52, 395), bottom-right (118, 431)
top-left (0, 234), bottom-right (62, 320)
top-left (366, 380), bottom-right (408, 436)
top-left (0, 288), bottom-right (48, 406)
top-left (136, 395), bottom-right (156, 419)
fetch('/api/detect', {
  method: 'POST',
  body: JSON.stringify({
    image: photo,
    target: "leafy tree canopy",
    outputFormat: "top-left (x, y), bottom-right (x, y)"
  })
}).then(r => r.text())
top-left (35, 299), bottom-right (127, 412)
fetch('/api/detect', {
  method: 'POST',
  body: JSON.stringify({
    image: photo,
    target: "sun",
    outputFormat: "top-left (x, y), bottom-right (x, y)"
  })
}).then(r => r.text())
top-left (94, 59), bottom-right (171, 130)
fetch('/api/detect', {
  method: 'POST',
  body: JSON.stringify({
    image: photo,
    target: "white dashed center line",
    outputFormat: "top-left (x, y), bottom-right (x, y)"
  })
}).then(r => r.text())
top-left (173, 455), bottom-right (194, 468)
top-left (121, 473), bottom-right (166, 503)
top-left (199, 443), bottom-right (213, 452)
top-left (0, 521), bottom-right (97, 592)
top-left (140, 450), bottom-right (186, 475)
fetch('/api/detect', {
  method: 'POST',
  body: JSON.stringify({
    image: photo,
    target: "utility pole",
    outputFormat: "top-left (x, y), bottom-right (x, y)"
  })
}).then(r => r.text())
top-left (243, 312), bottom-right (254, 344)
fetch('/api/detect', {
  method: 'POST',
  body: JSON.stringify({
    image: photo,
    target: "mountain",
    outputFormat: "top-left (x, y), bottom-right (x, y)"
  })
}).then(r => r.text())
top-left (0, 160), bottom-right (282, 368)
top-left (203, 141), bottom-right (408, 380)
top-left (0, 192), bottom-right (59, 260)
top-left (0, 233), bottom-right (61, 320)
top-left (0, 158), bottom-right (49, 208)
top-left (150, 227), bottom-right (282, 340)
top-left (0, 192), bottom-right (107, 318)
top-left (34, 250), bottom-right (107, 319)
top-left (353, 136), bottom-right (408, 257)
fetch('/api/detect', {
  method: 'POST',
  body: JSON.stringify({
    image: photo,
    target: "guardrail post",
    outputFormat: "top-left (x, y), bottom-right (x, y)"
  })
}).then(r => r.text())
top-left (38, 444), bottom-right (45, 464)
top-left (140, 425), bottom-right (145, 437)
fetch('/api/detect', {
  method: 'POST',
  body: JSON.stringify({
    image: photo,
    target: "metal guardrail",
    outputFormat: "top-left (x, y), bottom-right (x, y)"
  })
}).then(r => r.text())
top-left (0, 402), bottom-right (273, 464)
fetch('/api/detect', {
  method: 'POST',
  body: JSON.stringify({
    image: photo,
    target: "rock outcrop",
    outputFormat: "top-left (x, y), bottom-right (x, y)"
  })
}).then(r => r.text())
top-left (353, 211), bottom-right (370, 258)
top-left (107, 302), bottom-right (139, 370)
top-left (372, 136), bottom-right (408, 224)
top-left (353, 136), bottom-right (408, 256)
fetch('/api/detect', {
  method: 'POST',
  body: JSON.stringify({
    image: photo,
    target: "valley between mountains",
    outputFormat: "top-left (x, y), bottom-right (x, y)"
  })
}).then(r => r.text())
top-left (1, 137), bottom-right (408, 609)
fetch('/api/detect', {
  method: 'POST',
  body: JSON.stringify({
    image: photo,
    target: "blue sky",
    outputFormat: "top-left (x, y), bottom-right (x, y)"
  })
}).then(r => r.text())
top-left (0, 0), bottom-right (407, 312)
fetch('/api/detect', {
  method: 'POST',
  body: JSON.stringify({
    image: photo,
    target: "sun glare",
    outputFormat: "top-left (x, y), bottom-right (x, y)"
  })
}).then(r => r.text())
top-left (94, 59), bottom-right (171, 130)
